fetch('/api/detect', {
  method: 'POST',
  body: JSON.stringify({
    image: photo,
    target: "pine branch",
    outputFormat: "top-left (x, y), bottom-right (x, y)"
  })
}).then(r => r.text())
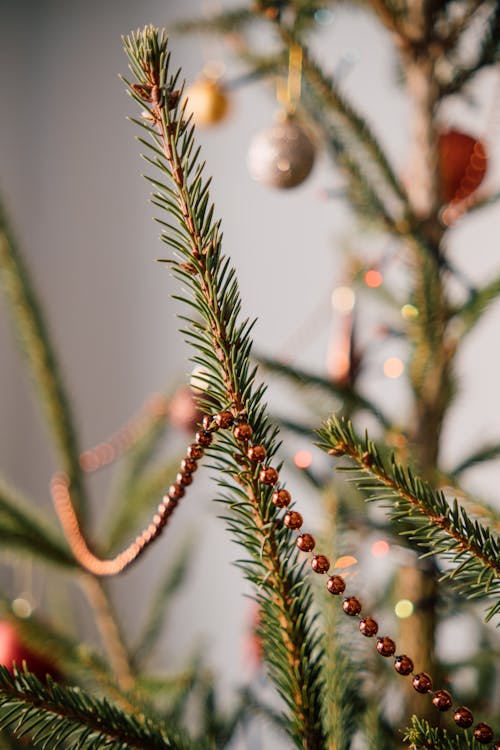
top-left (0, 204), bottom-right (87, 522)
top-left (123, 27), bottom-right (326, 748)
top-left (257, 354), bottom-right (391, 428)
top-left (316, 417), bottom-right (500, 621)
top-left (404, 716), bottom-right (490, 749)
top-left (439, 0), bottom-right (500, 97)
top-left (0, 667), bottom-right (196, 750)
top-left (0, 475), bottom-right (75, 569)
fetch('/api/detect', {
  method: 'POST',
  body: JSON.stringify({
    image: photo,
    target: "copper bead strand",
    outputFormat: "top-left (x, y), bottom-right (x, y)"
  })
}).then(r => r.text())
top-left (258, 463), bottom-right (497, 745)
top-left (50, 410), bottom-right (234, 576)
top-left (63, 409), bottom-right (497, 743)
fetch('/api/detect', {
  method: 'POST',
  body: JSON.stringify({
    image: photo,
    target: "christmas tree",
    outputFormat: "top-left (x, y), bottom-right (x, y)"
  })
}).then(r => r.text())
top-left (0, 3), bottom-right (499, 749)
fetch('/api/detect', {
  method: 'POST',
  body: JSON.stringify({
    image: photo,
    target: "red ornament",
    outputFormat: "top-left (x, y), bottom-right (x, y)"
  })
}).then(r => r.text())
top-left (438, 129), bottom-right (487, 204)
top-left (168, 386), bottom-right (203, 433)
top-left (0, 621), bottom-right (58, 680)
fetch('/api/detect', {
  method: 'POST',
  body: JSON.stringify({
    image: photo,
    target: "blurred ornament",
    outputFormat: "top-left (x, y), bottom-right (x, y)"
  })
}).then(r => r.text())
top-left (168, 386), bottom-right (203, 432)
top-left (438, 130), bottom-right (487, 204)
top-left (243, 602), bottom-right (263, 672)
top-left (0, 620), bottom-right (58, 680)
top-left (247, 114), bottom-right (315, 189)
top-left (183, 75), bottom-right (230, 128)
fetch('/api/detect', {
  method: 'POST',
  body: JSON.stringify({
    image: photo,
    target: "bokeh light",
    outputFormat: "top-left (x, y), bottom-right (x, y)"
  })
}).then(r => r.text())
top-left (401, 304), bottom-right (419, 320)
top-left (334, 555), bottom-right (358, 569)
top-left (364, 269), bottom-right (383, 288)
top-left (383, 357), bottom-right (404, 378)
top-left (294, 450), bottom-right (312, 469)
top-left (12, 598), bottom-right (33, 619)
top-left (371, 540), bottom-right (390, 558)
top-left (395, 599), bottom-right (414, 619)
top-left (331, 286), bottom-right (355, 313)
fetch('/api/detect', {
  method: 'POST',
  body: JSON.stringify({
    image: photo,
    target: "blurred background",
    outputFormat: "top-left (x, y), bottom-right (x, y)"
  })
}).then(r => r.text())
top-left (1, 0), bottom-right (500, 732)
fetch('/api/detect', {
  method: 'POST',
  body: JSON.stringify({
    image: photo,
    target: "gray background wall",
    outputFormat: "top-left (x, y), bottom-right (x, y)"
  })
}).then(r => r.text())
top-left (1, 0), bottom-right (500, 740)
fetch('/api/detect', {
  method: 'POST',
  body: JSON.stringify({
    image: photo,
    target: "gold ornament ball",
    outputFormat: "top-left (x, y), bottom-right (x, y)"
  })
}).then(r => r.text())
top-left (247, 116), bottom-right (316, 189)
top-left (183, 78), bottom-right (229, 128)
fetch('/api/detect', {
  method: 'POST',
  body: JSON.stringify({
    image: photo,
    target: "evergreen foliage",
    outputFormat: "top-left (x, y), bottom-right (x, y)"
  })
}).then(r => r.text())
top-left (317, 416), bottom-right (500, 620)
top-left (0, 2), bottom-right (499, 749)
top-left (122, 27), bottom-right (326, 748)
top-left (0, 667), bottom-right (194, 750)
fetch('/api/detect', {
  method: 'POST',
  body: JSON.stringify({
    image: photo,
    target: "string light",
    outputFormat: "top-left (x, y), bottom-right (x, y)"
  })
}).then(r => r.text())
top-left (371, 540), bottom-right (390, 558)
top-left (364, 269), bottom-right (383, 288)
top-left (401, 304), bottom-right (419, 320)
top-left (331, 286), bottom-right (355, 313)
top-left (383, 357), bottom-right (404, 379)
top-left (294, 450), bottom-right (312, 469)
top-left (395, 599), bottom-right (414, 619)
top-left (12, 598), bottom-right (33, 619)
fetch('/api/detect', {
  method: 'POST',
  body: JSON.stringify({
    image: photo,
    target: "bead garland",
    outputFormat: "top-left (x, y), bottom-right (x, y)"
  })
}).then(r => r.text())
top-left (231, 420), bottom-right (497, 746)
top-left (51, 408), bottom-right (497, 744)
top-left (78, 393), bottom-right (169, 473)
top-left (49, 396), bottom-right (215, 576)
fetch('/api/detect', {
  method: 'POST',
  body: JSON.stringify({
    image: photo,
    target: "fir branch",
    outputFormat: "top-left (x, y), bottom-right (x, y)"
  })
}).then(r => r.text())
top-left (450, 442), bottom-right (500, 478)
top-left (257, 354), bottom-right (391, 428)
top-left (274, 23), bottom-right (409, 211)
top-left (123, 26), bottom-right (326, 748)
top-left (0, 591), bottom-right (133, 709)
top-left (453, 274), bottom-right (500, 336)
top-left (107, 459), bottom-right (179, 552)
top-left (133, 534), bottom-right (196, 667)
top-left (439, 0), bottom-right (500, 96)
top-left (404, 716), bottom-right (490, 749)
top-left (0, 203), bottom-right (87, 521)
top-left (317, 416), bottom-right (500, 620)
top-left (173, 7), bottom-right (254, 35)
top-left (80, 576), bottom-right (135, 693)
top-left (0, 475), bottom-right (75, 569)
top-left (320, 548), bottom-right (365, 747)
top-left (365, 0), bottom-right (415, 40)
top-left (0, 667), bottom-right (195, 750)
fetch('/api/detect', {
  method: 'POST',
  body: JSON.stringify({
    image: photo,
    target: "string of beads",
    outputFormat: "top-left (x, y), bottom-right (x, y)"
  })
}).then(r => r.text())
top-left (49, 397), bottom-right (225, 576)
top-left (226, 414), bottom-right (498, 747)
top-left (51, 406), bottom-right (498, 745)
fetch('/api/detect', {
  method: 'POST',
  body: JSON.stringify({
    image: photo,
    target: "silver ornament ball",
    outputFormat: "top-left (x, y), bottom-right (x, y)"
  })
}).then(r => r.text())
top-left (247, 117), bottom-right (315, 189)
